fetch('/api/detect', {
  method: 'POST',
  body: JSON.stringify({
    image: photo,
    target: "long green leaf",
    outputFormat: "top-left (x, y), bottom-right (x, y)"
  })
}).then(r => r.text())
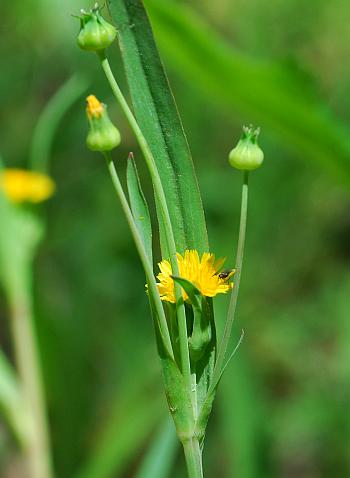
top-left (145, 0), bottom-right (350, 183)
top-left (107, 0), bottom-right (209, 255)
top-left (126, 153), bottom-right (153, 264)
top-left (135, 418), bottom-right (178, 478)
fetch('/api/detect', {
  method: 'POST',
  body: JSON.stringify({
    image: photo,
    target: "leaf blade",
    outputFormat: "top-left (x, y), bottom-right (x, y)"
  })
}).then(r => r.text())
top-left (107, 0), bottom-right (209, 254)
top-left (171, 275), bottom-right (201, 310)
top-left (126, 153), bottom-right (153, 264)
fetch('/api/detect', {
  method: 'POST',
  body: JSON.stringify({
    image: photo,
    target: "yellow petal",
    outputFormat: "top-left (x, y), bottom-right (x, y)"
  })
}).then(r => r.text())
top-left (155, 250), bottom-right (233, 303)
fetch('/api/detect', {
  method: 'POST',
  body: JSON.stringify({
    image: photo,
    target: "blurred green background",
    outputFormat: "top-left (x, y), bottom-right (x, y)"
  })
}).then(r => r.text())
top-left (1, 0), bottom-right (350, 476)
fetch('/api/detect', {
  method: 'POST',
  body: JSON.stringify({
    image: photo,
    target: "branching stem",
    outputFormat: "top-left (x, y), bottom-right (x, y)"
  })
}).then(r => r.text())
top-left (98, 52), bottom-right (193, 410)
top-left (104, 153), bottom-right (173, 357)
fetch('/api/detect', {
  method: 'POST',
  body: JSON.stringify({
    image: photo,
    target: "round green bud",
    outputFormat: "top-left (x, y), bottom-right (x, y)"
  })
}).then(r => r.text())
top-left (228, 126), bottom-right (264, 171)
top-left (77, 5), bottom-right (116, 52)
top-left (86, 95), bottom-right (121, 152)
top-left (86, 125), bottom-right (121, 152)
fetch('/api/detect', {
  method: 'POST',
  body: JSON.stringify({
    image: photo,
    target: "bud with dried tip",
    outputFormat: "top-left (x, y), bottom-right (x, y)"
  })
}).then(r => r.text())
top-left (86, 95), bottom-right (121, 152)
top-left (229, 126), bottom-right (264, 171)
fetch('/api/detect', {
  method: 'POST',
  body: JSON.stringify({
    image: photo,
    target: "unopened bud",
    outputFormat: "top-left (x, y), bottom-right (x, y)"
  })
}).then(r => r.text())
top-left (77, 4), bottom-right (116, 52)
top-left (229, 126), bottom-right (264, 171)
top-left (86, 95), bottom-right (121, 152)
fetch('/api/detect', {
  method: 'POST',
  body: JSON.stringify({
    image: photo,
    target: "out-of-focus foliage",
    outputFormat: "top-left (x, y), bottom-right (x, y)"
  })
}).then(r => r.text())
top-left (0, 349), bottom-right (31, 448)
top-left (146, 0), bottom-right (350, 182)
top-left (0, 0), bottom-right (350, 477)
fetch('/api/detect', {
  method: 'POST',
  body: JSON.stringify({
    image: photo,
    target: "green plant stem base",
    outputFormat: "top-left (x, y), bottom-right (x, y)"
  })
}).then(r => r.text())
top-left (183, 438), bottom-right (203, 478)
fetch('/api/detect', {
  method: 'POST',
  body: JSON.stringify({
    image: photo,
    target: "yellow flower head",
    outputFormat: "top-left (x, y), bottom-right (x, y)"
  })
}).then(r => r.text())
top-left (157, 250), bottom-right (234, 303)
top-left (86, 94), bottom-right (104, 119)
top-left (0, 169), bottom-right (55, 204)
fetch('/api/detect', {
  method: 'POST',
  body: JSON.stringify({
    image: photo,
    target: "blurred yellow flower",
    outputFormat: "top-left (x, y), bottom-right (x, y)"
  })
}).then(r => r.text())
top-left (0, 169), bottom-right (55, 204)
top-left (157, 250), bottom-right (234, 303)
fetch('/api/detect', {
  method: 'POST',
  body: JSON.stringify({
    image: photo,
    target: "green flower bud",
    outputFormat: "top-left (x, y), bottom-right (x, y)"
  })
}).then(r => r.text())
top-left (229, 126), bottom-right (264, 171)
top-left (77, 4), bottom-right (116, 52)
top-left (86, 95), bottom-right (121, 152)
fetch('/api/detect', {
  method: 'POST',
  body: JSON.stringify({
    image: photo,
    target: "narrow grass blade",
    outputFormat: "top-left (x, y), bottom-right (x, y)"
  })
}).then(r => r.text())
top-left (135, 418), bottom-right (178, 478)
top-left (75, 378), bottom-right (163, 478)
top-left (107, 0), bottom-right (209, 254)
top-left (219, 351), bottom-right (263, 478)
top-left (126, 153), bottom-right (153, 264)
top-left (145, 0), bottom-right (350, 182)
top-left (30, 74), bottom-right (89, 173)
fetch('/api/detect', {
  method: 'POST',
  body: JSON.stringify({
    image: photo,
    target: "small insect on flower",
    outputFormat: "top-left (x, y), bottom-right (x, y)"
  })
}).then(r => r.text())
top-left (156, 250), bottom-right (234, 303)
top-left (0, 169), bottom-right (55, 204)
top-left (217, 269), bottom-right (235, 280)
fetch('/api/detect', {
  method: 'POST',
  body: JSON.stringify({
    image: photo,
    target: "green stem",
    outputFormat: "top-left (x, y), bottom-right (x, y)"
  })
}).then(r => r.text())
top-left (104, 153), bottom-right (173, 358)
top-left (7, 272), bottom-right (53, 478)
top-left (212, 171), bottom-right (249, 387)
top-left (98, 53), bottom-right (193, 408)
top-left (183, 437), bottom-right (203, 478)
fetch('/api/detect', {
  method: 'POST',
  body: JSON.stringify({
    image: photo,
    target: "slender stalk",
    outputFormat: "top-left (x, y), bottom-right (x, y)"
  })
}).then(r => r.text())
top-left (99, 53), bottom-right (193, 408)
top-left (183, 437), bottom-right (203, 478)
top-left (7, 271), bottom-right (52, 478)
top-left (212, 171), bottom-right (249, 386)
top-left (104, 153), bottom-right (173, 358)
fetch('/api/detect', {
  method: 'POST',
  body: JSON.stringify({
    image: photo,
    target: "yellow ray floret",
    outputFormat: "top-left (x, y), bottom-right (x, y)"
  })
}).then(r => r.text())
top-left (0, 169), bottom-right (55, 204)
top-left (157, 250), bottom-right (234, 303)
top-left (86, 94), bottom-right (104, 118)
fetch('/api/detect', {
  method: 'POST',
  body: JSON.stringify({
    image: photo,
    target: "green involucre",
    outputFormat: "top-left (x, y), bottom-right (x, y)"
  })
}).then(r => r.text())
top-left (78, 7), bottom-right (116, 52)
top-left (87, 108), bottom-right (121, 152)
top-left (229, 126), bottom-right (264, 171)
